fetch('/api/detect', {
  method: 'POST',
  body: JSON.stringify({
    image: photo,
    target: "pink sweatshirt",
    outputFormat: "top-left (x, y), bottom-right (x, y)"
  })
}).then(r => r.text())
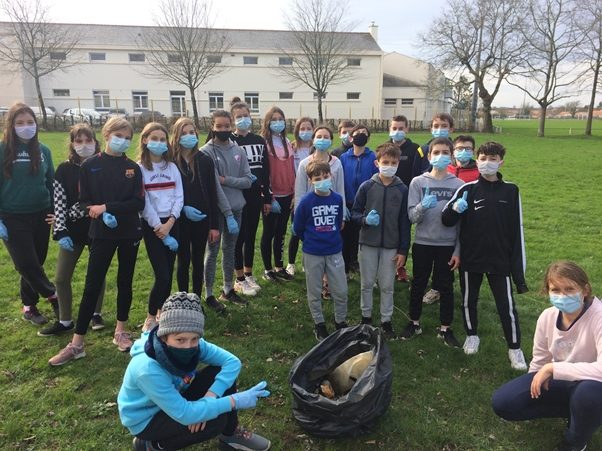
top-left (267, 136), bottom-right (295, 197)
top-left (529, 297), bottom-right (602, 382)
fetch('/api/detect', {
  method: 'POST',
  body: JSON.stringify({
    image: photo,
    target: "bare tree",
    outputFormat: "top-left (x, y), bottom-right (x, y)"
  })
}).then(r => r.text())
top-left (507, 0), bottom-right (584, 137)
top-left (418, 0), bottom-right (527, 132)
top-left (564, 100), bottom-right (580, 118)
top-left (138, 0), bottom-right (230, 127)
top-left (0, 0), bottom-right (80, 128)
top-left (277, 0), bottom-right (356, 122)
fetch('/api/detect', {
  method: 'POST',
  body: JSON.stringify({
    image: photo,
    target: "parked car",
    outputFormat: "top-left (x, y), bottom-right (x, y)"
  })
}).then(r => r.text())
top-left (62, 108), bottom-right (102, 124)
top-left (132, 110), bottom-right (166, 122)
top-left (30, 106), bottom-right (57, 119)
top-left (102, 108), bottom-right (129, 119)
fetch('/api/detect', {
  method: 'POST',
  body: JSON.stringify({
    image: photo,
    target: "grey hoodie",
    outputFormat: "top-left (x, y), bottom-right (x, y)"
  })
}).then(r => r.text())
top-left (201, 139), bottom-right (252, 214)
top-left (408, 171), bottom-right (463, 254)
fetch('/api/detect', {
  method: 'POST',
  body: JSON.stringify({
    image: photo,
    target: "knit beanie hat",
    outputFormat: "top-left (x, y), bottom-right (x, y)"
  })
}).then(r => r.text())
top-left (157, 292), bottom-right (205, 337)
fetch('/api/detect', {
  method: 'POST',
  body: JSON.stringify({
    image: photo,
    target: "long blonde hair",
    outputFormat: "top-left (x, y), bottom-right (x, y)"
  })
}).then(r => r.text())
top-left (170, 117), bottom-right (198, 178)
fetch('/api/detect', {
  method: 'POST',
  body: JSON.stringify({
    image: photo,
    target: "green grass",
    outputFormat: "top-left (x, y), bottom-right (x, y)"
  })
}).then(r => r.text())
top-left (1, 120), bottom-right (601, 450)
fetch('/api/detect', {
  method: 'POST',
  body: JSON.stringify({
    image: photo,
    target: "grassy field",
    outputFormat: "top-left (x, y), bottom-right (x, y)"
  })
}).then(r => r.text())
top-left (0, 119), bottom-right (601, 450)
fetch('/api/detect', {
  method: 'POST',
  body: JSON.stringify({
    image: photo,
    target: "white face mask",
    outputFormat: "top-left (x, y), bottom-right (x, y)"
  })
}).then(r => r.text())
top-left (379, 165), bottom-right (398, 178)
top-left (73, 142), bottom-right (96, 158)
top-left (477, 160), bottom-right (502, 176)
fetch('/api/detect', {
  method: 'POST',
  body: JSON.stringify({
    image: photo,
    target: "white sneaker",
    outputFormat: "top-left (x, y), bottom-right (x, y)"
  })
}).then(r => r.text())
top-left (245, 275), bottom-right (261, 291)
top-left (508, 348), bottom-right (528, 371)
top-left (286, 264), bottom-right (296, 276)
top-left (463, 335), bottom-right (480, 355)
top-left (234, 279), bottom-right (257, 296)
top-left (422, 289), bottom-right (440, 304)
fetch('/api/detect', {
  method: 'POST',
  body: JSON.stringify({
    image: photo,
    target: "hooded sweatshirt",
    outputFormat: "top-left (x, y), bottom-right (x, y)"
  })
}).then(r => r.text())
top-left (295, 154), bottom-right (346, 209)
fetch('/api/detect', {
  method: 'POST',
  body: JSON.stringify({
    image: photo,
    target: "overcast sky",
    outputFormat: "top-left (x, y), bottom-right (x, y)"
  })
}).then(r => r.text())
top-left (0, 0), bottom-right (591, 108)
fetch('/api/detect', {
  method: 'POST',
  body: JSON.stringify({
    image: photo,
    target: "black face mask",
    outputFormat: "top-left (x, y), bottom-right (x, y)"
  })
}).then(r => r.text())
top-left (352, 133), bottom-right (368, 147)
top-left (214, 130), bottom-right (231, 142)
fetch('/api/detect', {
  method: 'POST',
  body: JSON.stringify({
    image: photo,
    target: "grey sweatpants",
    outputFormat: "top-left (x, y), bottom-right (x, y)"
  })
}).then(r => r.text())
top-left (303, 252), bottom-right (348, 325)
top-left (205, 210), bottom-right (241, 297)
top-left (55, 244), bottom-right (104, 322)
top-left (359, 245), bottom-right (397, 323)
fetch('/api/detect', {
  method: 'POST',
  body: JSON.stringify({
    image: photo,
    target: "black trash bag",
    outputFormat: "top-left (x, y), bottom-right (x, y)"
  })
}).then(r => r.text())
top-left (289, 324), bottom-right (392, 438)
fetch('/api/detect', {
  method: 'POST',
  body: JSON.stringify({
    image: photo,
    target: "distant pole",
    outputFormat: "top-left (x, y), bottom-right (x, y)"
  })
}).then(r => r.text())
top-left (77, 96), bottom-right (81, 110)
top-left (151, 100), bottom-right (155, 121)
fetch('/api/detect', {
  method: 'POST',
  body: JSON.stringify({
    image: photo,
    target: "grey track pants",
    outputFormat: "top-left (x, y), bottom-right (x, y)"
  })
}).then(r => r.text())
top-left (204, 210), bottom-right (241, 297)
top-left (303, 252), bottom-right (348, 325)
top-left (359, 245), bottom-right (397, 323)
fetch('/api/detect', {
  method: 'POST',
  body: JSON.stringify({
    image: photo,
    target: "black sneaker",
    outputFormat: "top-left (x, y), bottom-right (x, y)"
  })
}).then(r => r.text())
top-left (274, 268), bottom-right (294, 281)
top-left (314, 323), bottom-right (329, 341)
top-left (91, 314), bottom-right (105, 331)
top-left (381, 321), bottom-right (397, 339)
top-left (132, 437), bottom-right (161, 451)
top-left (37, 321), bottom-right (74, 337)
top-left (437, 328), bottom-right (461, 348)
top-left (399, 321), bottom-right (422, 340)
top-left (262, 270), bottom-right (279, 282)
top-left (206, 295), bottom-right (226, 313)
top-left (335, 321), bottom-right (348, 330)
top-left (553, 439), bottom-right (587, 451)
top-left (219, 289), bottom-right (249, 306)
top-left (361, 316), bottom-right (372, 325)
top-left (23, 305), bottom-right (48, 325)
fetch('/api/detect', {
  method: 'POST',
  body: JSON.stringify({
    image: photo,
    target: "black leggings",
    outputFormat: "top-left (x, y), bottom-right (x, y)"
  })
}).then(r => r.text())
top-left (341, 212), bottom-right (360, 273)
top-left (75, 238), bottom-right (140, 335)
top-left (2, 211), bottom-right (55, 306)
top-left (176, 217), bottom-right (209, 298)
top-left (260, 195), bottom-right (292, 270)
top-left (287, 210), bottom-right (300, 265)
top-left (142, 219), bottom-right (179, 315)
top-left (235, 190), bottom-right (263, 270)
top-left (137, 366), bottom-right (237, 450)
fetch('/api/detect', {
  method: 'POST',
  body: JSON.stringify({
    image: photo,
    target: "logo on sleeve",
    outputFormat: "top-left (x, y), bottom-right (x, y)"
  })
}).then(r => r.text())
top-left (125, 169), bottom-right (135, 178)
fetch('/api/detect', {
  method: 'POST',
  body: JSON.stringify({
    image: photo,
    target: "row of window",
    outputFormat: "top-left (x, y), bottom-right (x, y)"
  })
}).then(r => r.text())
top-left (384, 98), bottom-right (415, 106)
top-left (49, 52), bottom-right (362, 67)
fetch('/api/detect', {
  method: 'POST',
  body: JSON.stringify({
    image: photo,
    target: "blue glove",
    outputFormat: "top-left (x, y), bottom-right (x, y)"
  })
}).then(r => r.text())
top-left (102, 212), bottom-right (118, 229)
top-left (452, 191), bottom-right (469, 214)
top-left (231, 381), bottom-right (270, 410)
top-left (271, 199), bottom-right (281, 214)
top-left (162, 235), bottom-right (179, 252)
top-left (183, 206), bottom-right (207, 222)
top-left (250, 174), bottom-right (257, 183)
top-left (58, 236), bottom-right (74, 252)
top-left (0, 219), bottom-right (7, 241)
top-left (421, 187), bottom-right (438, 209)
top-left (344, 206), bottom-right (351, 221)
top-left (365, 209), bottom-right (380, 226)
top-left (226, 215), bottom-right (240, 234)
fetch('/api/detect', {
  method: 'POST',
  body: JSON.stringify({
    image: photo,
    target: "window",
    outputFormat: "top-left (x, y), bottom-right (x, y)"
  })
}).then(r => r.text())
top-left (209, 92), bottom-right (224, 111)
top-left (207, 55), bottom-right (222, 64)
top-left (132, 91), bottom-right (148, 111)
top-left (313, 92), bottom-right (327, 99)
top-left (384, 98), bottom-right (397, 106)
top-left (347, 58), bottom-right (361, 66)
top-left (244, 92), bottom-right (259, 112)
top-left (279, 92), bottom-right (293, 100)
top-left (243, 56), bottom-right (258, 65)
top-left (93, 90), bottom-right (110, 110)
top-left (129, 53), bottom-right (145, 63)
top-left (170, 91), bottom-right (186, 117)
top-left (401, 98), bottom-right (414, 105)
top-left (167, 54), bottom-right (182, 63)
top-left (89, 52), bottom-right (106, 61)
top-left (347, 92), bottom-right (360, 100)
top-left (279, 57), bottom-right (293, 65)
top-left (50, 52), bottom-right (66, 61)
top-left (53, 89), bottom-right (70, 97)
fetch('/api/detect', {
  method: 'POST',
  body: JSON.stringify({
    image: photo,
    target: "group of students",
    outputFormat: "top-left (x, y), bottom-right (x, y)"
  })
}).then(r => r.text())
top-left (0, 101), bottom-right (600, 451)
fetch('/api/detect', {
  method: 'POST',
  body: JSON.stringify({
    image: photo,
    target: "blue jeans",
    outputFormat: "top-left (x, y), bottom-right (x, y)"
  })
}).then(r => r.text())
top-left (492, 372), bottom-right (602, 448)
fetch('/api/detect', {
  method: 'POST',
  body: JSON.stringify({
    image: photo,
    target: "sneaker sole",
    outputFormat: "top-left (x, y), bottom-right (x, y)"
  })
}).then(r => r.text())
top-left (91, 324), bottom-right (105, 331)
top-left (218, 440), bottom-right (271, 451)
top-left (399, 329), bottom-right (422, 340)
top-left (49, 351), bottom-right (86, 366)
top-left (112, 339), bottom-right (132, 352)
top-left (37, 328), bottom-right (74, 337)
top-left (234, 287), bottom-right (258, 297)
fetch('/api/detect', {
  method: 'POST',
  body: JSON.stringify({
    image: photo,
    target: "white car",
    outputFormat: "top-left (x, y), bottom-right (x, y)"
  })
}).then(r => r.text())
top-left (63, 108), bottom-right (102, 124)
top-left (30, 106), bottom-right (57, 118)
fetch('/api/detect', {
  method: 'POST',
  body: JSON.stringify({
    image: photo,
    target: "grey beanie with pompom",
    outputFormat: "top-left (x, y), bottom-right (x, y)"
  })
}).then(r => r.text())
top-left (157, 292), bottom-right (205, 337)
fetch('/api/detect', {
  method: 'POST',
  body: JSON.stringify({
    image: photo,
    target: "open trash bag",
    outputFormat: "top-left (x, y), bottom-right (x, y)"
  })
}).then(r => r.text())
top-left (289, 324), bottom-right (393, 438)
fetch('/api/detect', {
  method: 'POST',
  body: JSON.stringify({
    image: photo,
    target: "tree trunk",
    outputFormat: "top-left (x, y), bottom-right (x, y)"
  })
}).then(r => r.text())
top-left (33, 70), bottom-right (48, 130)
top-left (190, 88), bottom-right (200, 130)
top-left (317, 96), bottom-right (324, 123)
top-left (538, 104), bottom-right (547, 137)
top-left (585, 56), bottom-right (600, 136)
top-left (480, 92), bottom-right (494, 133)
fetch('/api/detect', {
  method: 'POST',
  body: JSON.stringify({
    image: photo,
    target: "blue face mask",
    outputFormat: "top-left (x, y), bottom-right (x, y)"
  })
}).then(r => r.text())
top-left (549, 292), bottom-right (583, 314)
top-left (389, 130), bottom-right (406, 142)
top-left (235, 116), bottom-right (252, 131)
top-left (432, 128), bottom-right (450, 139)
top-left (270, 120), bottom-right (286, 133)
top-left (109, 136), bottom-right (130, 153)
top-left (430, 154), bottom-right (452, 170)
top-left (313, 178), bottom-right (332, 193)
top-left (340, 133), bottom-right (350, 146)
top-left (179, 134), bottom-right (198, 149)
top-left (15, 124), bottom-right (37, 140)
top-left (454, 149), bottom-right (473, 164)
top-left (299, 130), bottom-right (313, 141)
top-left (313, 138), bottom-right (332, 151)
top-left (147, 141), bottom-right (168, 156)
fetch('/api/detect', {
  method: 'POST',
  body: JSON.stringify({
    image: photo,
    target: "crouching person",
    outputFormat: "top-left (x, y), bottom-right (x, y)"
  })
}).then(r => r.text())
top-left (118, 292), bottom-right (271, 451)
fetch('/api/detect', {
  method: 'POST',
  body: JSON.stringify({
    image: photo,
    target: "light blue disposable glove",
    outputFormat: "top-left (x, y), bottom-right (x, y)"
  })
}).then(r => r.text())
top-left (344, 206), bottom-right (351, 221)
top-left (452, 191), bottom-right (469, 214)
top-left (182, 206), bottom-right (207, 222)
top-left (365, 209), bottom-right (380, 226)
top-left (231, 381), bottom-right (270, 410)
top-left (421, 187), bottom-right (438, 209)
top-left (226, 215), bottom-right (240, 234)
top-left (0, 219), bottom-right (8, 241)
top-left (271, 199), bottom-right (281, 214)
top-left (250, 174), bottom-right (257, 183)
top-left (102, 212), bottom-right (118, 229)
top-left (162, 235), bottom-right (179, 252)
top-left (58, 236), bottom-right (74, 252)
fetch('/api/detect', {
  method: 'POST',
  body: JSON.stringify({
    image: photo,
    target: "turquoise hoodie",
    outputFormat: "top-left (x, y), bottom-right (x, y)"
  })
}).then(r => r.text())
top-left (117, 332), bottom-right (241, 435)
